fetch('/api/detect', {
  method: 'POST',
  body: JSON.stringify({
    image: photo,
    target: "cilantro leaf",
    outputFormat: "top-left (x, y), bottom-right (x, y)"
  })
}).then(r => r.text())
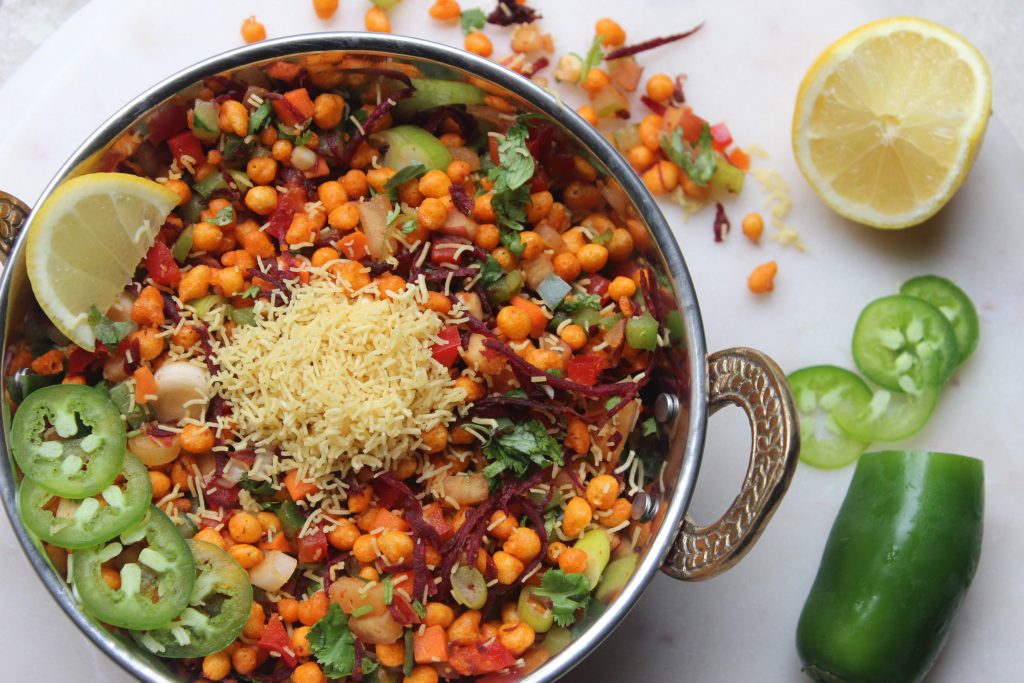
top-left (88, 306), bottom-right (133, 346)
top-left (640, 416), bottom-right (658, 437)
top-left (240, 285), bottom-right (261, 299)
top-left (486, 123), bottom-right (535, 231)
top-left (247, 99), bottom-right (272, 135)
top-left (400, 217), bottom-right (418, 234)
top-left (573, 34), bottom-right (606, 82)
top-left (557, 293), bottom-right (601, 313)
top-left (534, 569), bottom-right (592, 627)
top-left (209, 205), bottom-right (235, 226)
top-left (482, 419), bottom-right (564, 480)
top-left (478, 256), bottom-right (506, 290)
top-left (499, 228), bottom-right (525, 257)
top-left (460, 7), bottom-right (487, 35)
top-left (491, 185), bottom-right (530, 232)
top-left (660, 124), bottom-right (717, 187)
top-left (385, 202), bottom-right (403, 226)
top-left (384, 162), bottom-right (428, 193)
top-left (308, 603), bottom-right (356, 678)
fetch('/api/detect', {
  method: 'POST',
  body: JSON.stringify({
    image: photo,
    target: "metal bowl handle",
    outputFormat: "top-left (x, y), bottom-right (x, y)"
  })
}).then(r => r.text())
top-left (663, 347), bottom-right (799, 581)
top-left (0, 191), bottom-right (29, 263)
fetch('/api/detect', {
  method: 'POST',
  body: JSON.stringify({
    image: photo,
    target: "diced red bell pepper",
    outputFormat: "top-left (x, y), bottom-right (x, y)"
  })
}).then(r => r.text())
top-left (449, 640), bottom-right (518, 677)
top-left (709, 122), bottom-right (733, 151)
top-left (166, 131), bottom-right (204, 165)
top-left (66, 344), bottom-right (107, 375)
top-left (147, 105), bottom-right (187, 145)
top-left (431, 326), bottom-right (462, 367)
top-left (258, 615), bottom-right (297, 667)
top-left (266, 187), bottom-right (308, 241)
top-left (297, 529), bottom-right (329, 564)
top-left (567, 354), bottom-right (606, 387)
top-left (430, 243), bottom-right (464, 267)
top-left (145, 241), bottom-right (182, 287)
top-left (585, 273), bottom-right (611, 303)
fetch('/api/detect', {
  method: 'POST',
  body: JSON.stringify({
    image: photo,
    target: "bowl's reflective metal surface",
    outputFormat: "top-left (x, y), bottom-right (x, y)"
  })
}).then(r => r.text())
top-left (0, 33), bottom-right (798, 682)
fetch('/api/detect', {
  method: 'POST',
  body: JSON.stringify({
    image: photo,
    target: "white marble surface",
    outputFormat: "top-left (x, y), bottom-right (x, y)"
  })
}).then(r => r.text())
top-left (1, 1), bottom-right (1022, 682)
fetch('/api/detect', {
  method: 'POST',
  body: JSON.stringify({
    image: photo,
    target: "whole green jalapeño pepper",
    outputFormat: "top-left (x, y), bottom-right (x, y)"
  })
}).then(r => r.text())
top-left (797, 451), bottom-right (984, 683)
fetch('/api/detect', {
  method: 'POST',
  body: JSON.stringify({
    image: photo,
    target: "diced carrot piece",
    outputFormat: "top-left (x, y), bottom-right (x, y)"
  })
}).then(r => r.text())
top-left (303, 155), bottom-right (330, 179)
top-left (414, 624), bottom-right (449, 664)
top-left (259, 532), bottom-right (292, 553)
top-left (272, 88), bottom-right (315, 126)
top-left (284, 469), bottom-right (319, 501)
top-left (510, 295), bottom-right (549, 338)
top-left (357, 507), bottom-right (411, 533)
top-left (337, 230), bottom-right (370, 260)
top-left (727, 146), bottom-right (751, 171)
top-left (133, 366), bottom-right (158, 404)
top-left (266, 61), bottom-right (303, 83)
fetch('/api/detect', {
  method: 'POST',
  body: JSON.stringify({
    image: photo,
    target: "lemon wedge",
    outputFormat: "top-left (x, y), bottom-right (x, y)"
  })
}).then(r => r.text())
top-left (792, 17), bottom-right (991, 229)
top-left (26, 173), bottom-right (179, 350)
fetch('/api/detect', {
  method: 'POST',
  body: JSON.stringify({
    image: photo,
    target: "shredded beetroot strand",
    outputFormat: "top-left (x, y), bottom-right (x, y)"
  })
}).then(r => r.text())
top-left (468, 394), bottom-right (596, 425)
top-left (714, 201), bottom-right (731, 243)
top-left (487, 0), bottom-right (541, 26)
top-left (522, 56), bottom-right (550, 78)
top-left (605, 24), bottom-right (704, 60)
top-left (640, 95), bottom-right (668, 116)
top-left (449, 183), bottom-right (474, 215)
top-left (338, 88), bottom-right (413, 167)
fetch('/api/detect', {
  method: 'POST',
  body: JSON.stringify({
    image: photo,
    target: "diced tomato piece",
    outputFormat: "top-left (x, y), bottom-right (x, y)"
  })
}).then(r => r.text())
top-left (272, 88), bottom-right (315, 126)
top-left (166, 131), bottom-right (204, 165)
top-left (567, 354), bottom-right (606, 386)
top-left (337, 231), bottom-right (370, 260)
top-left (422, 503), bottom-right (453, 540)
top-left (258, 615), bottom-right (297, 667)
top-left (66, 344), bottom-right (107, 375)
top-left (431, 326), bottom-right (462, 367)
top-left (147, 105), bottom-right (187, 145)
top-left (709, 122), bottom-right (733, 151)
top-left (430, 243), bottom-right (463, 267)
top-left (297, 529), bottom-right (329, 564)
top-left (727, 146), bottom-right (751, 171)
top-left (145, 241), bottom-right (182, 287)
top-left (266, 187), bottom-right (308, 241)
top-left (488, 135), bottom-right (501, 165)
top-left (449, 640), bottom-right (517, 677)
top-left (585, 273), bottom-right (611, 303)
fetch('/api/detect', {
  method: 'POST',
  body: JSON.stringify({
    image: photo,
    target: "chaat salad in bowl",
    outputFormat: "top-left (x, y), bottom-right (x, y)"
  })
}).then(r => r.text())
top-left (3, 50), bottom-right (694, 683)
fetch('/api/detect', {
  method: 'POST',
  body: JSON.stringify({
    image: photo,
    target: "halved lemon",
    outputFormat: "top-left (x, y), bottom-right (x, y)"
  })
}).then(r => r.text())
top-left (26, 173), bottom-right (179, 350)
top-left (793, 17), bottom-right (991, 229)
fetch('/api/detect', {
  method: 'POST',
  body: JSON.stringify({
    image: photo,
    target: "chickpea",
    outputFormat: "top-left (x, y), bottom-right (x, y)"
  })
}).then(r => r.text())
top-left (562, 497), bottom-right (593, 537)
top-left (132, 327), bottom-right (165, 361)
top-left (498, 622), bottom-right (536, 657)
top-left (328, 202), bottom-right (360, 231)
top-left (607, 276), bottom-right (637, 301)
top-left (625, 218), bottom-right (652, 252)
top-left (366, 167), bottom-right (396, 194)
top-left (358, 565), bottom-right (380, 581)
top-left (240, 16), bottom-right (266, 43)
top-left (365, 6), bottom-right (391, 32)
top-left (518, 231), bottom-right (544, 260)
top-left (352, 534), bottom-right (378, 563)
top-left (486, 510), bottom-right (517, 542)
top-left (682, 176), bottom-right (711, 199)
top-left (501, 601), bottom-right (521, 625)
top-left (558, 324), bottom-right (586, 351)
top-left (298, 591), bottom-right (329, 626)
top-left (285, 213), bottom-right (317, 246)
top-left (558, 546), bottom-right (589, 574)
top-left (642, 160), bottom-right (680, 195)
top-left (219, 100), bottom-right (249, 137)
top-left (464, 31), bottom-right (493, 57)
top-left (291, 625), bottom-right (313, 657)
top-left (194, 528), bottom-right (226, 549)
top-left (599, 497), bottom-right (632, 528)
top-left (232, 646), bottom-right (259, 676)
top-left (149, 471), bottom-right (171, 500)
top-left (503, 527), bottom-right (541, 563)
top-left (202, 652), bottom-right (231, 681)
top-left (493, 551), bottom-right (524, 585)
top-left (313, 93), bottom-right (345, 129)
top-left (222, 248), bottom-right (258, 271)
top-left (576, 104), bottom-right (599, 126)
top-left (313, 0), bottom-right (339, 19)
top-left (271, 139), bottom-right (294, 163)
top-left (424, 602), bottom-right (455, 629)
top-left (243, 601), bottom-right (266, 639)
top-left (565, 418), bottom-right (591, 455)
top-left (257, 511), bottom-right (282, 535)
top-left (646, 73), bottom-right (675, 101)
top-left (627, 145), bottom-right (655, 172)
top-left (391, 455), bottom-right (418, 480)
top-left (748, 261), bottom-right (778, 294)
top-left (340, 169), bottom-right (369, 198)
top-left (311, 246), bottom-right (340, 268)
top-left (447, 610), bottom-right (482, 644)
top-left (259, 126), bottom-right (278, 146)
top-left (491, 246), bottom-right (516, 271)
top-left (472, 193), bottom-right (496, 223)
top-left (576, 243), bottom-right (609, 274)
top-left (595, 17), bottom-right (626, 47)
top-left (348, 486), bottom-right (372, 513)
top-left (278, 598), bottom-right (301, 623)
top-left (638, 114), bottom-right (663, 151)
top-left (228, 543), bottom-right (265, 569)
top-left (292, 662), bottom-right (325, 683)
top-left (453, 376), bottom-right (484, 402)
top-left (742, 212), bottom-right (764, 242)
top-left (376, 641), bottom-right (406, 668)
top-left (606, 228), bottom-right (635, 262)
top-left (241, 157), bottom-right (275, 187)
top-left (405, 664), bottom-right (440, 683)
top-left (474, 223), bottom-right (500, 251)
top-left (446, 160), bottom-right (471, 184)
top-left (581, 68), bottom-right (611, 94)
top-left (179, 424), bottom-right (214, 454)
top-left (327, 519), bottom-right (359, 550)
top-left (421, 424), bottom-right (449, 454)
top-left (552, 252), bottom-right (582, 281)
top-left (585, 474), bottom-right (620, 511)
top-left (417, 197), bottom-right (448, 231)
top-left (245, 186), bottom-right (279, 216)
top-left (163, 179), bottom-right (191, 206)
top-left (496, 306), bottom-right (531, 341)
top-left (524, 348), bottom-right (563, 372)
top-left (418, 170), bottom-right (452, 199)
top-left (131, 285), bottom-right (164, 326)
top-left (560, 227), bottom-right (588, 254)
top-left (480, 620), bottom-right (501, 642)
top-left (217, 266), bottom-right (244, 296)
top-left (378, 529), bottom-right (414, 564)
top-left (425, 291), bottom-right (453, 314)
top-left (242, 229), bottom-right (275, 260)
top-left (546, 541), bottom-right (567, 565)
top-left (229, 512), bottom-right (263, 544)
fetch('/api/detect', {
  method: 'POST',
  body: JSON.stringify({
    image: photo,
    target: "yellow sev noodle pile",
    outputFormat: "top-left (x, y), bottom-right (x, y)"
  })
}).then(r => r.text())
top-left (211, 273), bottom-right (465, 480)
